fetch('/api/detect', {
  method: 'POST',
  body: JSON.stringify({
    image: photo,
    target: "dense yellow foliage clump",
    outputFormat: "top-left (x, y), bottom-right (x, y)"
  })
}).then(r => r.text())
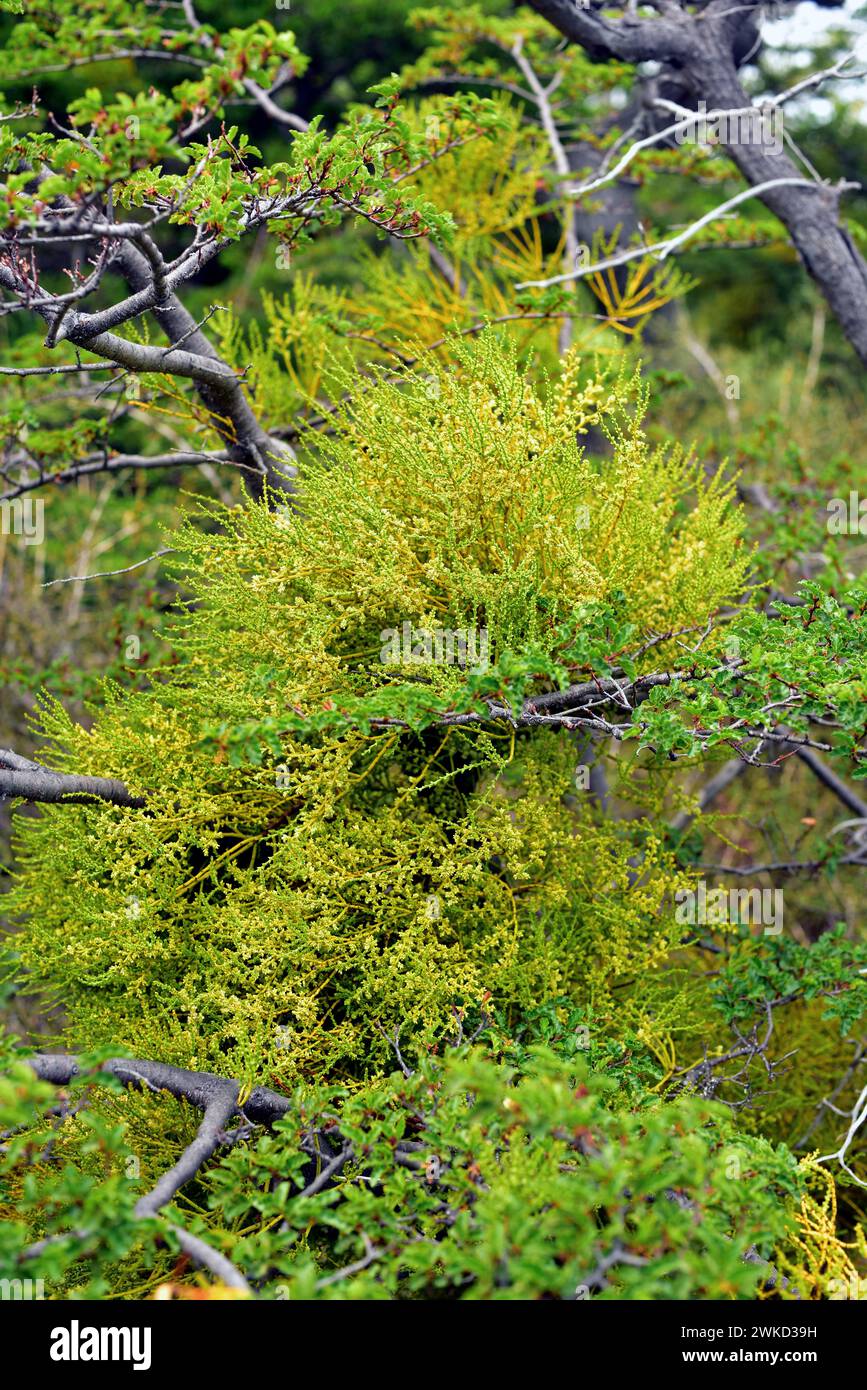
top-left (9, 336), bottom-right (749, 1082)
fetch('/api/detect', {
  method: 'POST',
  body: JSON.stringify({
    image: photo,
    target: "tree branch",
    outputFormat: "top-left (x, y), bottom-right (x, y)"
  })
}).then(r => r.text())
top-left (527, 0), bottom-right (693, 64)
top-left (0, 751), bottom-right (145, 808)
top-left (2, 452), bottom-right (245, 504)
top-left (527, 0), bottom-right (867, 366)
top-left (135, 1087), bottom-right (239, 1219)
top-left (24, 1054), bottom-right (291, 1126)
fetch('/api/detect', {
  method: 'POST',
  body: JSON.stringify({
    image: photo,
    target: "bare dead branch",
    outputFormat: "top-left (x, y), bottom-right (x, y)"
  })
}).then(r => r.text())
top-left (41, 548), bottom-right (176, 587)
top-left (2, 452), bottom-right (244, 503)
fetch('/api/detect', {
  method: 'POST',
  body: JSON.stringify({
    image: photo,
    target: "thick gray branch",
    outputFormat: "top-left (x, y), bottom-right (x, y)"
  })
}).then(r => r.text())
top-left (526, 1), bottom-right (692, 63)
top-left (25, 1054), bottom-right (291, 1126)
top-left (0, 751), bottom-right (145, 808)
top-left (528, 0), bottom-right (867, 367)
top-left (135, 1087), bottom-right (239, 1219)
top-left (793, 745), bottom-right (867, 820)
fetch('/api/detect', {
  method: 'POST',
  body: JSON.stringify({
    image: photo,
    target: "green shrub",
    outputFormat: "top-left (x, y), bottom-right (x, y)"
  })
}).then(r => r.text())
top-left (0, 1023), bottom-right (805, 1300)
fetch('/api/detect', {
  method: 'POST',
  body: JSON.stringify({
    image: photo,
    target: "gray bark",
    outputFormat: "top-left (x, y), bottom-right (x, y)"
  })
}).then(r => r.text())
top-left (529, 0), bottom-right (867, 368)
